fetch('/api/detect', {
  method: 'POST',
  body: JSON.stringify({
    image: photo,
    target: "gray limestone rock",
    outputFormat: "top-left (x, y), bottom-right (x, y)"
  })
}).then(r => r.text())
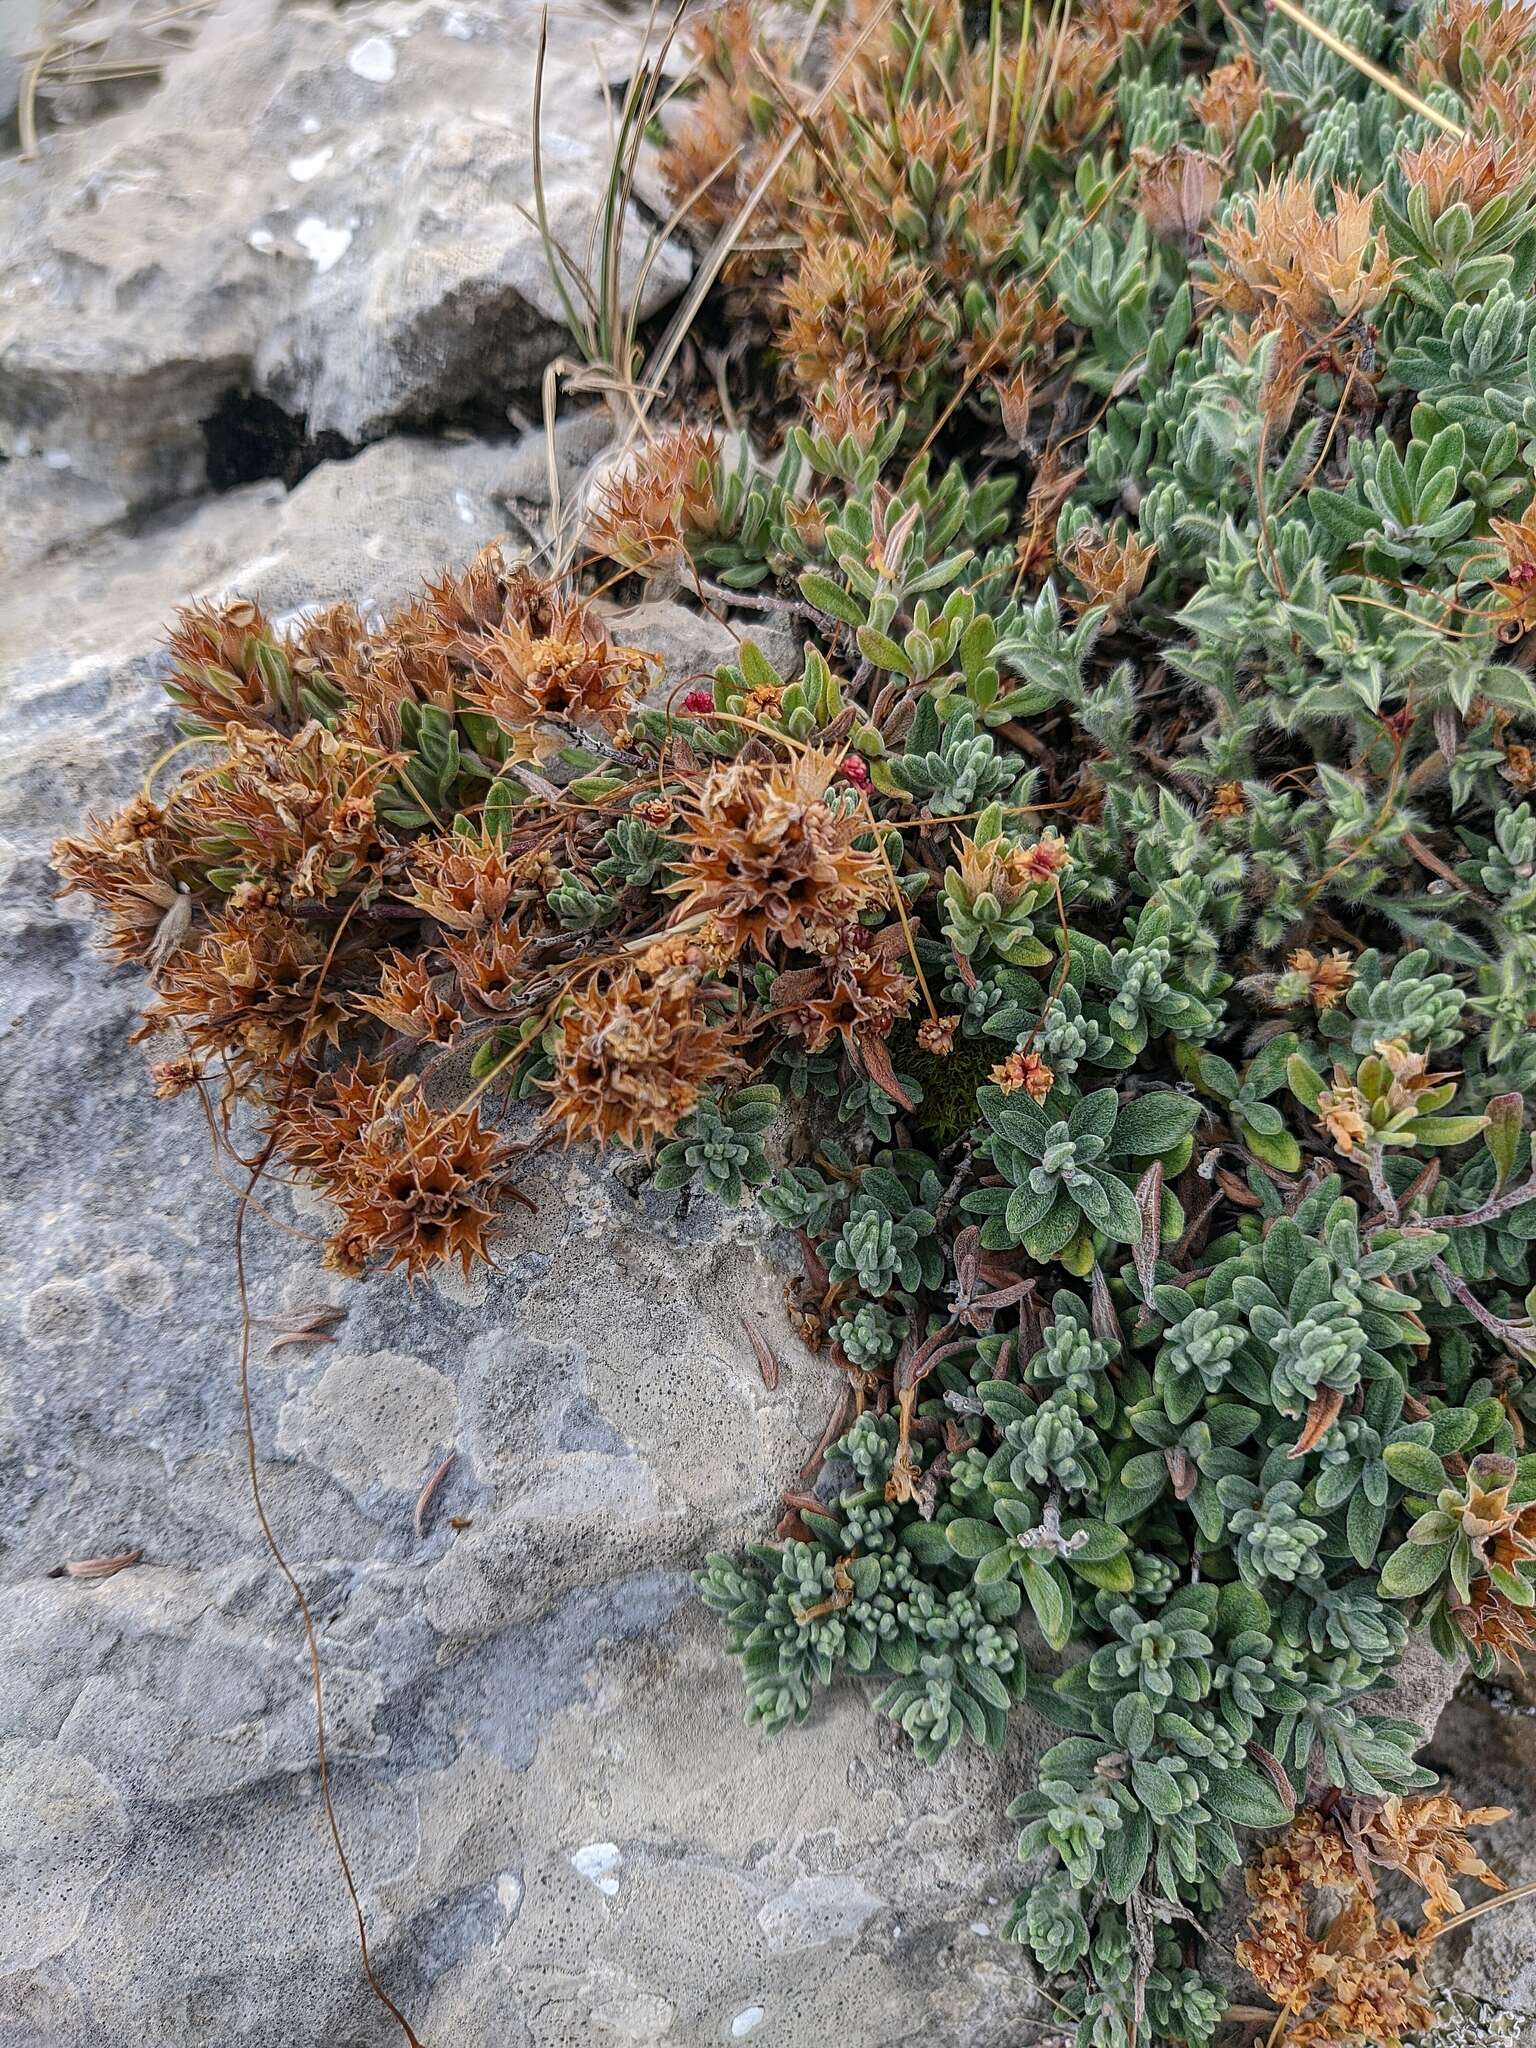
top-left (0, 0), bottom-right (690, 564)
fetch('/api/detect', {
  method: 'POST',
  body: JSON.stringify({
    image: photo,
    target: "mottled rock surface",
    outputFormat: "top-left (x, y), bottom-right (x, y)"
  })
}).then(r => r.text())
top-left (0, 0), bottom-right (691, 571)
top-left (0, 435), bottom-right (1054, 2047)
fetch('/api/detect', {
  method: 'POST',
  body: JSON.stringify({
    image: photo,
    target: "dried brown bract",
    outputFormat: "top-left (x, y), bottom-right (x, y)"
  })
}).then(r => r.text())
top-left (1203, 174), bottom-right (1395, 338)
top-left (777, 233), bottom-right (941, 409)
top-left (1133, 144), bottom-right (1226, 246)
top-left (1061, 524), bottom-right (1157, 625)
top-left (403, 830), bottom-right (525, 931)
top-left (1191, 49), bottom-right (1266, 144)
top-left (324, 1099), bottom-right (510, 1281)
top-left (543, 963), bottom-right (739, 1151)
top-left (1288, 946), bottom-right (1357, 1011)
top-left (355, 951), bottom-right (462, 1046)
top-left (668, 748), bottom-right (887, 958)
top-left (587, 427), bottom-right (724, 573)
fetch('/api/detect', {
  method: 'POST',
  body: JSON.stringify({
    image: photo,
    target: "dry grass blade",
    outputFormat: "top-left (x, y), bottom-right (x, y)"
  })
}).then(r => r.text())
top-left (48, 1548), bottom-right (142, 1581)
top-left (740, 1316), bottom-right (782, 1390)
top-left (1266, 0), bottom-right (1466, 138)
top-left (413, 1450), bottom-right (458, 1538)
top-left (266, 1305), bottom-right (349, 1356)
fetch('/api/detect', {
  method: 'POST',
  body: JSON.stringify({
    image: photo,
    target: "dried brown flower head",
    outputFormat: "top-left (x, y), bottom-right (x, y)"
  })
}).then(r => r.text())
top-left (53, 802), bottom-right (186, 965)
top-left (960, 278), bottom-right (1063, 381)
top-left (149, 1055), bottom-right (201, 1100)
top-left (1453, 1573), bottom-right (1536, 1666)
top-left (441, 920), bottom-right (534, 1014)
top-left (1358, 1794), bottom-right (1509, 1927)
top-left (776, 233), bottom-right (941, 407)
top-left (325, 1098), bottom-right (509, 1281)
top-left (669, 748), bottom-right (887, 959)
top-left (1003, 24), bottom-right (1117, 158)
top-left (1203, 173), bottom-right (1395, 337)
top-left (543, 964), bottom-right (739, 1151)
top-left (144, 906), bottom-right (349, 1077)
top-left (991, 1049), bottom-right (1055, 1101)
top-left (265, 1056), bottom-right (399, 1177)
top-left (1208, 781), bottom-right (1247, 821)
top-left (404, 831), bottom-right (524, 931)
top-left (807, 367), bottom-right (887, 455)
top-left (917, 1014), bottom-right (958, 1057)
top-left (470, 597), bottom-right (646, 732)
top-left (1133, 144), bottom-right (1226, 244)
top-left (989, 369), bottom-right (1036, 447)
top-left (1080, 0), bottom-right (1181, 41)
top-left (1431, 1452), bottom-right (1536, 1576)
top-left (1287, 946), bottom-right (1356, 1011)
top-left (1411, 0), bottom-right (1536, 94)
top-left (355, 951), bottom-right (461, 1046)
top-left (588, 427), bottom-right (724, 573)
top-left (176, 720), bottom-right (394, 904)
top-left (1488, 499), bottom-right (1536, 636)
top-left (1399, 128), bottom-right (1536, 220)
top-left (769, 926), bottom-right (917, 1059)
top-left (1316, 1078), bottom-right (1371, 1154)
top-left (952, 828), bottom-right (1067, 912)
top-left (1191, 49), bottom-right (1266, 144)
top-left (1061, 524), bottom-right (1157, 624)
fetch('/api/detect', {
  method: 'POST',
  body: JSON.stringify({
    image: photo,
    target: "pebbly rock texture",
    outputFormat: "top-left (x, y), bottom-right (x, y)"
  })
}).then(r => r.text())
top-left (0, 0), bottom-right (692, 571)
top-left (0, 431), bottom-right (1057, 2047)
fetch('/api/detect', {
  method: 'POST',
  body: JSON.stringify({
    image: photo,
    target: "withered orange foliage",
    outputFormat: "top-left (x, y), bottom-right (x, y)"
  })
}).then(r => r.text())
top-left (54, 797), bottom-right (186, 965)
top-left (543, 963), bottom-right (739, 1151)
top-left (776, 232), bottom-right (943, 410)
top-left (1238, 1800), bottom-right (1505, 2048)
top-left (587, 427), bottom-right (725, 574)
top-left (668, 748), bottom-right (887, 958)
top-left (1203, 173), bottom-right (1395, 338)
top-left (143, 906), bottom-right (349, 1079)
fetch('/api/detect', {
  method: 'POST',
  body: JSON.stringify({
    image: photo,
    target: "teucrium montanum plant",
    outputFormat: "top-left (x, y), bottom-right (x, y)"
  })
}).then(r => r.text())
top-left (53, 0), bottom-right (1536, 2037)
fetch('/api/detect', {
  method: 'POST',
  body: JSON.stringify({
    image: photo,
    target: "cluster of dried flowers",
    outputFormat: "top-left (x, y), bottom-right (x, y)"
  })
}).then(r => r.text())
top-left (1239, 1797), bottom-right (1507, 2047)
top-left (56, 0), bottom-right (1536, 2040)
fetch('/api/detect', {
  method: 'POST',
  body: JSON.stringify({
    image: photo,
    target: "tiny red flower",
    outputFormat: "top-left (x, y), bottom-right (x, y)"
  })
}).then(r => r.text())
top-left (839, 753), bottom-right (872, 790)
top-left (682, 689), bottom-right (716, 715)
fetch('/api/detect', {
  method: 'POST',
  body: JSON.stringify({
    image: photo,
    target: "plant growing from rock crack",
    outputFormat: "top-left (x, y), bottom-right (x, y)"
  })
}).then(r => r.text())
top-left (52, 0), bottom-right (1536, 2037)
